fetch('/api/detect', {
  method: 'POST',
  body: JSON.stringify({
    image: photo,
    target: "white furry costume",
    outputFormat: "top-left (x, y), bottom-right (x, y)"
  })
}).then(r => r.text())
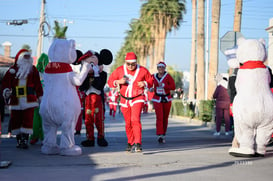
top-left (228, 38), bottom-right (273, 157)
top-left (39, 39), bottom-right (91, 156)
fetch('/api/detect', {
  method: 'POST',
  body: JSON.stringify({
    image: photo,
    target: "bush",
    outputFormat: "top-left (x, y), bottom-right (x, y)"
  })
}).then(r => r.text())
top-left (169, 99), bottom-right (215, 123)
top-left (170, 100), bottom-right (184, 116)
top-left (198, 100), bottom-right (215, 122)
top-left (170, 100), bottom-right (196, 118)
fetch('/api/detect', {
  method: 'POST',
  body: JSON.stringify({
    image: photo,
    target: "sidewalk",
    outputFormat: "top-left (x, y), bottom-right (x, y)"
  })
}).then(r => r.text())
top-left (1, 111), bottom-right (273, 181)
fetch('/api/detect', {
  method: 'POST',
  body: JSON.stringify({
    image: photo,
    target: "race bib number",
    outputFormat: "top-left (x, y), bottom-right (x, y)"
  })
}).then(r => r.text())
top-left (156, 87), bottom-right (164, 95)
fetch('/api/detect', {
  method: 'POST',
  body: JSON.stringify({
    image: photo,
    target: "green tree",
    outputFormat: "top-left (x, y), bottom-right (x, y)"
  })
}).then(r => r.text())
top-left (22, 44), bottom-right (32, 53)
top-left (110, 0), bottom-right (186, 75)
top-left (141, 0), bottom-right (186, 73)
top-left (167, 66), bottom-right (183, 89)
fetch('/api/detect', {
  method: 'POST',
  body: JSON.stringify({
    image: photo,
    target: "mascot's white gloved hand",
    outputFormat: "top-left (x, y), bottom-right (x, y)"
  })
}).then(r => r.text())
top-left (224, 45), bottom-right (240, 68)
top-left (92, 64), bottom-right (100, 77)
top-left (3, 88), bottom-right (12, 100)
top-left (81, 61), bottom-right (92, 71)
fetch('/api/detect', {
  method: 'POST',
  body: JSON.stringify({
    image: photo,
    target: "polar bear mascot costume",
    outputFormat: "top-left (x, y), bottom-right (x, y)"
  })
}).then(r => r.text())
top-left (227, 37), bottom-right (273, 157)
top-left (40, 22), bottom-right (92, 156)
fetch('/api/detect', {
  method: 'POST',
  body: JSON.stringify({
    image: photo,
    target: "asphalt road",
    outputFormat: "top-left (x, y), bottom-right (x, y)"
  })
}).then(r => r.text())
top-left (1, 109), bottom-right (273, 181)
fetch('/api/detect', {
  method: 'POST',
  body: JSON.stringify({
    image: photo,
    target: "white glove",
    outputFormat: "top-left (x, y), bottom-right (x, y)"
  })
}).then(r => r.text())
top-left (93, 65), bottom-right (100, 77)
top-left (224, 46), bottom-right (240, 68)
top-left (3, 88), bottom-right (12, 99)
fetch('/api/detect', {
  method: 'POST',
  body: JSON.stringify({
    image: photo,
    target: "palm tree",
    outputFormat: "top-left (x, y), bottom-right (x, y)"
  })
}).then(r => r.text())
top-left (207, 0), bottom-right (221, 99)
top-left (224, 0), bottom-right (242, 75)
top-left (141, 0), bottom-right (186, 73)
top-left (196, 0), bottom-right (205, 101)
top-left (189, 0), bottom-right (197, 101)
top-left (131, 19), bottom-right (154, 67)
top-left (234, 0), bottom-right (242, 32)
top-left (111, 0), bottom-right (186, 74)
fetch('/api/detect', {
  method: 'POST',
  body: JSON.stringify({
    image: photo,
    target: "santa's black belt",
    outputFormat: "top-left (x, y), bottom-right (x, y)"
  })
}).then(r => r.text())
top-left (120, 94), bottom-right (142, 100)
top-left (155, 93), bottom-right (170, 97)
top-left (12, 86), bottom-right (35, 97)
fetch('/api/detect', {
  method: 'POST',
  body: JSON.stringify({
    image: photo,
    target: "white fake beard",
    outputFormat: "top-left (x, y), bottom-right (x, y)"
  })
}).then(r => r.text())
top-left (16, 57), bottom-right (33, 79)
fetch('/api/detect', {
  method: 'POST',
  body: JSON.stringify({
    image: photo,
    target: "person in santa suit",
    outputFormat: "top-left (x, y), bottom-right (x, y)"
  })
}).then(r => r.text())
top-left (142, 88), bottom-right (149, 114)
top-left (1, 49), bottom-right (43, 149)
top-left (108, 52), bottom-right (153, 153)
top-left (150, 61), bottom-right (175, 144)
top-left (79, 49), bottom-right (112, 147)
top-left (108, 88), bottom-right (119, 118)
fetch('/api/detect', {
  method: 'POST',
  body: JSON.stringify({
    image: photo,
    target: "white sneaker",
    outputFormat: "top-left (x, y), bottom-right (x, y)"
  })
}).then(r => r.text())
top-left (225, 132), bottom-right (229, 136)
top-left (213, 132), bottom-right (220, 136)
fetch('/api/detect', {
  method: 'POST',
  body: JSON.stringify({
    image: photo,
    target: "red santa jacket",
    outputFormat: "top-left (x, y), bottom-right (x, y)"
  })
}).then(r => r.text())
top-left (151, 72), bottom-right (175, 103)
top-left (108, 64), bottom-right (153, 107)
top-left (108, 89), bottom-right (119, 106)
top-left (1, 65), bottom-right (43, 110)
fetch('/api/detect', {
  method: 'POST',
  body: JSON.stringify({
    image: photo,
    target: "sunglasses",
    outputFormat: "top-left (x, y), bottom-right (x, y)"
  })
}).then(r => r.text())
top-left (23, 54), bottom-right (31, 59)
top-left (126, 62), bottom-right (136, 66)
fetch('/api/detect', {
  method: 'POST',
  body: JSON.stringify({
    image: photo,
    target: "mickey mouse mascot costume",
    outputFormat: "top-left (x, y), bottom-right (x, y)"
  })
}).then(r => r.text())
top-left (79, 49), bottom-right (112, 147)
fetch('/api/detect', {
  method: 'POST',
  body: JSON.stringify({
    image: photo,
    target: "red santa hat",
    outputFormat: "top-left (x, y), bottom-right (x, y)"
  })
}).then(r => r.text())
top-left (157, 61), bottom-right (166, 68)
top-left (14, 49), bottom-right (30, 64)
top-left (125, 52), bottom-right (137, 63)
top-left (77, 50), bottom-right (94, 63)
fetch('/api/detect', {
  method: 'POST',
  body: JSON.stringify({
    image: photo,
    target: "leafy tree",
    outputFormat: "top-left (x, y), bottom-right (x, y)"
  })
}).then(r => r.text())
top-left (167, 65), bottom-right (183, 89)
top-left (22, 44), bottom-right (32, 53)
top-left (110, 0), bottom-right (186, 74)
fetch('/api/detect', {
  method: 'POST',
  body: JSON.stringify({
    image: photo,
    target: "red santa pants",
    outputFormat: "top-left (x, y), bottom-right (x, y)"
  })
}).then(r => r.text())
top-left (142, 102), bottom-right (148, 113)
top-left (10, 108), bottom-right (35, 135)
top-left (153, 101), bottom-right (172, 135)
top-left (109, 103), bottom-right (117, 112)
top-left (75, 89), bottom-right (85, 132)
top-left (75, 108), bottom-right (83, 132)
top-left (84, 94), bottom-right (105, 141)
top-left (121, 102), bottom-right (143, 145)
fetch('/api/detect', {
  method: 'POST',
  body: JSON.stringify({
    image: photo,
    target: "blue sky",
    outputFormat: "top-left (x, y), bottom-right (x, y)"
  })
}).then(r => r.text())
top-left (0, 0), bottom-right (273, 73)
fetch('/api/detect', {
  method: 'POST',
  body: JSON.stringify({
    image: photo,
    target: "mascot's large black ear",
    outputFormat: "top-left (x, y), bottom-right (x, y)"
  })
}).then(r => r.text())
top-left (73, 49), bottom-right (83, 65)
top-left (99, 49), bottom-right (113, 65)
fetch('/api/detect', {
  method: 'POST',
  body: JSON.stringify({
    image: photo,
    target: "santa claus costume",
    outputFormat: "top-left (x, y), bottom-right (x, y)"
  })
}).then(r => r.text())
top-left (151, 62), bottom-right (175, 144)
top-left (108, 88), bottom-right (119, 118)
top-left (142, 89), bottom-right (149, 114)
top-left (1, 49), bottom-right (43, 149)
top-left (108, 52), bottom-right (153, 152)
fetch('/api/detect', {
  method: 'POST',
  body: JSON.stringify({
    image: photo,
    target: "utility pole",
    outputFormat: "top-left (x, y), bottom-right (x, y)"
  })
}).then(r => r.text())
top-left (36, 0), bottom-right (46, 61)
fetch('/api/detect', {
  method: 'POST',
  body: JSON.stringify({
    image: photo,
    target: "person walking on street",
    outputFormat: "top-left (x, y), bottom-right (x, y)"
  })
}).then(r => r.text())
top-left (108, 88), bottom-right (119, 118)
top-left (107, 52), bottom-right (153, 152)
top-left (1, 49), bottom-right (43, 149)
top-left (213, 74), bottom-right (231, 136)
top-left (150, 62), bottom-right (175, 143)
